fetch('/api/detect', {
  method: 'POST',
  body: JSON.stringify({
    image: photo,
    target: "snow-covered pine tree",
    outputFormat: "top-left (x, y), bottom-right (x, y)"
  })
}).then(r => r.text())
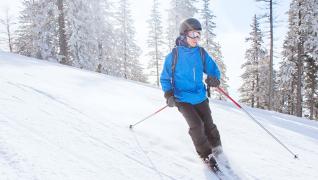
top-left (303, 0), bottom-right (318, 120)
top-left (277, 0), bottom-right (316, 118)
top-left (66, 0), bottom-right (99, 70)
top-left (210, 43), bottom-right (229, 100)
top-left (255, 0), bottom-right (277, 110)
top-left (258, 52), bottom-right (272, 109)
top-left (304, 56), bottom-right (318, 120)
top-left (200, 0), bottom-right (216, 50)
top-left (276, 52), bottom-right (297, 114)
top-left (287, 0), bottom-right (315, 117)
top-left (200, 0), bottom-right (228, 100)
top-left (91, 0), bottom-right (117, 74)
top-left (294, 0), bottom-right (306, 117)
top-left (14, 0), bottom-right (41, 57)
top-left (240, 61), bottom-right (255, 106)
top-left (277, 6), bottom-right (299, 115)
top-left (240, 15), bottom-right (266, 108)
top-left (315, 103), bottom-right (318, 120)
top-left (0, 8), bottom-right (15, 52)
top-left (166, 0), bottom-right (197, 50)
top-left (114, 0), bottom-right (146, 82)
top-left (13, 2), bottom-right (34, 57)
top-left (36, 0), bottom-right (59, 61)
top-left (146, 0), bottom-right (165, 86)
top-left (14, 0), bottom-right (58, 61)
top-left (57, 0), bottom-right (70, 65)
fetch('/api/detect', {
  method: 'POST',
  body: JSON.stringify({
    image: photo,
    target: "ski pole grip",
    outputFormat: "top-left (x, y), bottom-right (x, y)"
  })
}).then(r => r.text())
top-left (207, 85), bottom-right (211, 98)
top-left (217, 87), bottom-right (242, 109)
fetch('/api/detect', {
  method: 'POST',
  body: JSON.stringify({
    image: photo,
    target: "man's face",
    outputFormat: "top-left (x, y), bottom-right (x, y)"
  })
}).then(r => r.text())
top-left (186, 30), bottom-right (201, 47)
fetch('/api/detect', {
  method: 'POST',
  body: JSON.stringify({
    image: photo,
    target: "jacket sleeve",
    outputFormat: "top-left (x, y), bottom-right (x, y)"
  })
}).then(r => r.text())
top-left (160, 53), bottom-right (173, 92)
top-left (204, 52), bottom-right (221, 80)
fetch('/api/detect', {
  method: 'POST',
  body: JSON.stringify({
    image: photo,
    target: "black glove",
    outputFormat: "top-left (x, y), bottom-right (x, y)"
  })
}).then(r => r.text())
top-left (205, 76), bottom-right (220, 87)
top-left (167, 96), bottom-right (176, 107)
top-left (164, 91), bottom-right (175, 107)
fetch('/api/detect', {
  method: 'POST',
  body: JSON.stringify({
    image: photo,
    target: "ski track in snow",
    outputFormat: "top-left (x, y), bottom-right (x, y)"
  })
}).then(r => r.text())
top-left (0, 115), bottom-right (38, 180)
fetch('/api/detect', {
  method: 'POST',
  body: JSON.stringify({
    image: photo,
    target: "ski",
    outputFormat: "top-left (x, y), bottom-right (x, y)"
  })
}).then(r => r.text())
top-left (203, 153), bottom-right (241, 180)
top-left (209, 164), bottom-right (225, 180)
top-left (214, 153), bottom-right (241, 180)
top-left (203, 156), bottom-right (226, 180)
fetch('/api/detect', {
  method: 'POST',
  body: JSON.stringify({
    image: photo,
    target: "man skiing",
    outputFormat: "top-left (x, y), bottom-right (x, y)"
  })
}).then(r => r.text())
top-left (160, 18), bottom-right (222, 168)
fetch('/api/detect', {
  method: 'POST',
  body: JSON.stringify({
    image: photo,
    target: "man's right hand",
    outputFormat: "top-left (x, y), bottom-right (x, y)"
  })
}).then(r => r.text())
top-left (167, 96), bottom-right (176, 107)
top-left (164, 91), bottom-right (175, 107)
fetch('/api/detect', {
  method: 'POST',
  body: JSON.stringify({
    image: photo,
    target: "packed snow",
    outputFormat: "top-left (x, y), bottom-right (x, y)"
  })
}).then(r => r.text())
top-left (0, 52), bottom-right (318, 180)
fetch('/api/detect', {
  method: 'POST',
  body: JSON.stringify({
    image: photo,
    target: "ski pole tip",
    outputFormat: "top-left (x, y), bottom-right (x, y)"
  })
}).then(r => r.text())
top-left (129, 125), bottom-right (133, 129)
top-left (294, 154), bottom-right (298, 159)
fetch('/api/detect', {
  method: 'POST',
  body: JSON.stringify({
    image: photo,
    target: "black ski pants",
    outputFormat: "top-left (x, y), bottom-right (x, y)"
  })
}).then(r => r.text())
top-left (177, 99), bottom-right (221, 158)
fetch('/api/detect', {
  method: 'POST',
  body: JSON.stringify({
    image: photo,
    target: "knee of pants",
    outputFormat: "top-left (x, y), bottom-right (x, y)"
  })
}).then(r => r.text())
top-left (208, 125), bottom-right (220, 136)
top-left (188, 124), bottom-right (206, 143)
top-left (183, 112), bottom-right (204, 129)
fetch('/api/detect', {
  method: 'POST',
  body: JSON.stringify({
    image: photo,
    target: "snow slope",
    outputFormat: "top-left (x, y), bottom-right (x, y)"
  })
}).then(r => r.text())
top-left (0, 52), bottom-right (318, 180)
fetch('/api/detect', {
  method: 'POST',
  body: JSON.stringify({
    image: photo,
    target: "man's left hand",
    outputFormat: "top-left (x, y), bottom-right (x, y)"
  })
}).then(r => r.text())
top-left (205, 76), bottom-right (220, 87)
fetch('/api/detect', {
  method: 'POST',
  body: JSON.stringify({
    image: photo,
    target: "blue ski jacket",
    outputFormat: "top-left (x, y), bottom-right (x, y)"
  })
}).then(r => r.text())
top-left (160, 46), bottom-right (220, 105)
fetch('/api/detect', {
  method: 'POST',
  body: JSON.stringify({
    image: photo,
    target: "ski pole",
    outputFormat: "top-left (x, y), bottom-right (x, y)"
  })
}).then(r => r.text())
top-left (216, 87), bottom-right (298, 159)
top-left (129, 105), bottom-right (168, 129)
top-left (207, 85), bottom-right (211, 98)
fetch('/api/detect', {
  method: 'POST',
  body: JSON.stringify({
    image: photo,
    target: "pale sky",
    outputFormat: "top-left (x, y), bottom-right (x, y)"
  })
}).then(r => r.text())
top-left (0, 0), bottom-right (291, 100)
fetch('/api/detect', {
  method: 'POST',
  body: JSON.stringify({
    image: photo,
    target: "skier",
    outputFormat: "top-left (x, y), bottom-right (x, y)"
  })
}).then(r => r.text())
top-left (160, 18), bottom-right (222, 167)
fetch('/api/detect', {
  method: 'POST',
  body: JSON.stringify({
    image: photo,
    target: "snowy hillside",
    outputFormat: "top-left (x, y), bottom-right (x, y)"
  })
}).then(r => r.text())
top-left (0, 52), bottom-right (318, 180)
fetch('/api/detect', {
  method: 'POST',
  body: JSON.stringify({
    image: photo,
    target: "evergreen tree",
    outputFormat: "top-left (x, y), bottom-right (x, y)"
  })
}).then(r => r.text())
top-left (115, 0), bottom-right (146, 82)
top-left (166, 0), bottom-right (197, 50)
top-left (258, 52), bottom-right (271, 109)
top-left (303, 0), bottom-right (318, 120)
top-left (36, 0), bottom-right (59, 61)
top-left (147, 0), bottom-right (165, 86)
top-left (13, 0), bottom-right (148, 83)
top-left (57, 0), bottom-right (70, 65)
top-left (200, 0), bottom-right (216, 51)
top-left (200, 0), bottom-right (228, 99)
top-left (0, 8), bottom-right (15, 52)
top-left (66, 0), bottom-right (99, 70)
top-left (255, 0), bottom-right (277, 110)
top-left (276, 55), bottom-right (297, 114)
top-left (304, 56), bottom-right (318, 120)
top-left (294, 0), bottom-right (306, 117)
top-left (14, 0), bottom-right (41, 57)
top-left (277, 0), bottom-right (317, 118)
top-left (277, 12), bottom-right (299, 115)
top-left (240, 15), bottom-right (266, 108)
top-left (211, 43), bottom-right (229, 100)
top-left (289, 0), bottom-right (313, 117)
top-left (15, 0), bottom-right (58, 61)
top-left (91, 0), bottom-right (116, 74)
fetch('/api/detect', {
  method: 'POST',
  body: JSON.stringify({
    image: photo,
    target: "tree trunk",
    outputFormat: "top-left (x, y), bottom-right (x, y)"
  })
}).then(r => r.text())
top-left (252, 80), bottom-right (255, 108)
top-left (155, 20), bottom-right (159, 87)
top-left (309, 87), bottom-right (314, 120)
top-left (1, 9), bottom-right (13, 52)
top-left (296, 1), bottom-right (304, 117)
top-left (268, 0), bottom-right (274, 110)
top-left (6, 19), bottom-right (13, 52)
top-left (256, 72), bottom-right (260, 108)
top-left (57, 0), bottom-right (70, 65)
top-left (123, 0), bottom-right (127, 79)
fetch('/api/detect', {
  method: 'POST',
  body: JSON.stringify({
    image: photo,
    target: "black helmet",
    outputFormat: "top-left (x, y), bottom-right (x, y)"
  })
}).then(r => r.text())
top-left (179, 18), bottom-right (202, 35)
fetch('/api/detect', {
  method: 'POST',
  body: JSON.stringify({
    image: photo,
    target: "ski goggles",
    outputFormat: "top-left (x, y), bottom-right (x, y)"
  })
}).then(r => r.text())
top-left (187, 31), bottom-right (201, 39)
